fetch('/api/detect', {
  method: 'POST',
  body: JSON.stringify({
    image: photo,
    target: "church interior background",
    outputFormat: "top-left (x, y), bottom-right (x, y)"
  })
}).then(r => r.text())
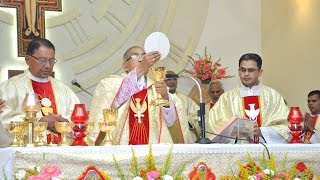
top-left (0, 0), bottom-right (319, 114)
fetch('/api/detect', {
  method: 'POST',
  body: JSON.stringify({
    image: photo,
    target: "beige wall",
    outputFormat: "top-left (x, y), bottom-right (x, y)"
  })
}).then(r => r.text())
top-left (262, 0), bottom-right (320, 113)
top-left (0, 0), bottom-right (261, 108)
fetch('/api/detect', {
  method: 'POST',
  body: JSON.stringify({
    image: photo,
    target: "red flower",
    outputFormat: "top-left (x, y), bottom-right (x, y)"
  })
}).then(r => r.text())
top-left (185, 47), bottom-right (233, 82)
top-left (217, 68), bottom-right (226, 78)
top-left (296, 162), bottom-right (307, 172)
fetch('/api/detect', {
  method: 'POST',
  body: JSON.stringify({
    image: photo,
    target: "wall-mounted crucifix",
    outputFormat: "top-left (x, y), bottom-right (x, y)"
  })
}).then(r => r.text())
top-left (0, 0), bottom-right (62, 57)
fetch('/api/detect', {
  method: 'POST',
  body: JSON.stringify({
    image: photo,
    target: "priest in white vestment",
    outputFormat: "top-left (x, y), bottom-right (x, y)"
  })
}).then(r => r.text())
top-left (0, 38), bottom-right (79, 144)
top-left (0, 99), bottom-right (12, 147)
top-left (208, 53), bottom-right (289, 143)
top-left (165, 70), bottom-right (200, 143)
top-left (89, 46), bottom-right (181, 145)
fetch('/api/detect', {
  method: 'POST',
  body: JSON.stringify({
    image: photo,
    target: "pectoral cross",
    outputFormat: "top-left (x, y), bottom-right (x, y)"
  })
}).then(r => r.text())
top-left (134, 112), bottom-right (144, 124)
top-left (130, 98), bottom-right (147, 124)
top-left (0, 0), bottom-right (62, 56)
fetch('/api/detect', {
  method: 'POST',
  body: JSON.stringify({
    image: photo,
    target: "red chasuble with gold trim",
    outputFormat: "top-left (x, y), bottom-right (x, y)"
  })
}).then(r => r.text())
top-left (31, 80), bottom-right (61, 144)
top-left (242, 96), bottom-right (262, 127)
top-left (128, 88), bottom-right (149, 145)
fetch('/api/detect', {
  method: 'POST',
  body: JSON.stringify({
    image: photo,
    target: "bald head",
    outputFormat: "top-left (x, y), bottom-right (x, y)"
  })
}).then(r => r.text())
top-left (208, 81), bottom-right (224, 103)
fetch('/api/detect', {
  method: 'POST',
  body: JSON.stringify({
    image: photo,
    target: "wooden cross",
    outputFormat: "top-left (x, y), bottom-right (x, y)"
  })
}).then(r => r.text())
top-left (0, 0), bottom-right (62, 57)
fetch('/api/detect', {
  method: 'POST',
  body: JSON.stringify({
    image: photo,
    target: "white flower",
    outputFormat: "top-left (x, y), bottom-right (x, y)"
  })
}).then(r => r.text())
top-left (35, 166), bottom-right (41, 173)
top-left (248, 175), bottom-right (257, 180)
top-left (263, 169), bottom-right (275, 176)
top-left (15, 169), bottom-right (26, 180)
top-left (163, 175), bottom-right (173, 180)
top-left (293, 178), bottom-right (301, 180)
top-left (133, 176), bottom-right (143, 180)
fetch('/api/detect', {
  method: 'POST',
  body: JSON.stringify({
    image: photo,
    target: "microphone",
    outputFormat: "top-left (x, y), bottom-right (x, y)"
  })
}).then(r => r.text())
top-left (175, 74), bottom-right (211, 144)
top-left (71, 79), bottom-right (93, 97)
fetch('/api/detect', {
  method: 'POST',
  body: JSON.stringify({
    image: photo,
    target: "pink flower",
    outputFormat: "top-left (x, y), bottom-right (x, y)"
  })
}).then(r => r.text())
top-left (256, 172), bottom-right (264, 180)
top-left (277, 172), bottom-right (289, 179)
top-left (39, 165), bottom-right (61, 178)
top-left (28, 175), bottom-right (46, 180)
top-left (147, 170), bottom-right (160, 180)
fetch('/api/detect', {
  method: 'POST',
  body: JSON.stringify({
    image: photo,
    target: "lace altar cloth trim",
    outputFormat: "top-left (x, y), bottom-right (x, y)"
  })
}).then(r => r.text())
top-left (2, 144), bottom-right (320, 179)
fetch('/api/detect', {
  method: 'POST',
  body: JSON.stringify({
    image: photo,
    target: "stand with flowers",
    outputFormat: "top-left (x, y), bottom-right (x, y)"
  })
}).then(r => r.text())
top-left (233, 153), bottom-right (314, 180)
top-left (113, 145), bottom-right (187, 180)
top-left (184, 47), bottom-right (233, 104)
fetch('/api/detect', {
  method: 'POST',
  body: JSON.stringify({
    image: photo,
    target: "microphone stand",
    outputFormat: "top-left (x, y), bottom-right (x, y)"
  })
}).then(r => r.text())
top-left (180, 75), bottom-right (211, 144)
top-left (72, 82), bottom-right (93, 97)
top-left (78, 86), bottom-right (93, 97)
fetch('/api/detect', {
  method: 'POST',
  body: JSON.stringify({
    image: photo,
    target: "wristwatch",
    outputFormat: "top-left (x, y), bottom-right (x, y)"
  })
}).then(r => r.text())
top-left (311, 129), bottom-right (316, 134)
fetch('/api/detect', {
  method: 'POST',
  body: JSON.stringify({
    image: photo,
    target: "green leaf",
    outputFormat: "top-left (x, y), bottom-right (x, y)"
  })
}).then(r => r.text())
top-left (160, 146), bottom-right (173, 175)
top-left (112, 154), bottom-right (126, 180)
top-left (129, 148), bottom-right (140, 177)
top-left (144, 144), bottom-right (156, 171)
top-left (173, 160), bottom-right (187, 180)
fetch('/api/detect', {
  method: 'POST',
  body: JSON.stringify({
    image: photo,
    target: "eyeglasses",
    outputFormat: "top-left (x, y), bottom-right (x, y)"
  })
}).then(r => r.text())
top-left (29, 55), bottom-right (57, 65)
top-left (124, 53), bottom-right (146, 63)
top-left (239, 67), bottom-right (259, 73)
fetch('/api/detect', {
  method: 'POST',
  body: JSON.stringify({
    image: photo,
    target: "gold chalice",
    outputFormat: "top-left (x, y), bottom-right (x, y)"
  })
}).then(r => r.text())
top-left (55, 122), bottom-right (73, 146)
top-left (6, 122), bottom-right (25, 147)
top-left (98, 108), bottom-right (118, 145)
top-left (34, 122), bottom-right (48, 146)
top-left (84, 122), bottom-right (94, 146)
top-left (150, 67), bottom-right (170, 106)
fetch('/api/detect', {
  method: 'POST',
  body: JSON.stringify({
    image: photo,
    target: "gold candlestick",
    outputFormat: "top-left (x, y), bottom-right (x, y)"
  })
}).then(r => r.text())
top-left (22, 93), bottom-right (41, 147)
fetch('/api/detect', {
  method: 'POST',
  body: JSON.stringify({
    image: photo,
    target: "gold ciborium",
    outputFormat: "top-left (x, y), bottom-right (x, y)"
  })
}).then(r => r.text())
top-left (98, 108), bottom-right (118, 145)
top-left (6, 122), bottom-right (25, 147)
top-left (84, 122), bottom-right (94, 146)
top-left (150, 67), bottom-right (170, 106)
top-left (34, 122), bottom-right (48, 146)
top-left (55, 122), bottom-right (73, 146)
top-left (22, 92), bottom-right (41, 147)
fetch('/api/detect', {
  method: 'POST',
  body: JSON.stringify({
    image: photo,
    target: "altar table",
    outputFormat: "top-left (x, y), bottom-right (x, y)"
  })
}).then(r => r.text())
top-left (1, 144), bottom-right (320, 179)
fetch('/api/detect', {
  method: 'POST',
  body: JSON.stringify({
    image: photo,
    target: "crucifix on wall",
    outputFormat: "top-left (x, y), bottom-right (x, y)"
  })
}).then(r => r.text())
top-left (0, 0), bottom-right (62, 57)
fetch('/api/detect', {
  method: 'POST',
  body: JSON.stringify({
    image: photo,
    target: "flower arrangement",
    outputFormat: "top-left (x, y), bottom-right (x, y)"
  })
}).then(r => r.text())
top-left (234, 153), bottom-right (314, 180)
top-left (184, 47), bottom-right (233, 83)
top-left (11, 154), bottom-right (63, 180)
top-left (112, 145), bottom-right (187, 180)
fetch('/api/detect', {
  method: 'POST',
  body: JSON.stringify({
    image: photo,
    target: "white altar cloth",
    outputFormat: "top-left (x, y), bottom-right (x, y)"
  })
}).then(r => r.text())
top-left (1, 144), bottom-right (320, 179)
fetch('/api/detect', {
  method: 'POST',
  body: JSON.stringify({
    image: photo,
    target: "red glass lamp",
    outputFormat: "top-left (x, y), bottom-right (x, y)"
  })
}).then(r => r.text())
top-left (288, 107), bottom-right (303, 143)
top-left (71, 104), bottom-right (89, 146)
